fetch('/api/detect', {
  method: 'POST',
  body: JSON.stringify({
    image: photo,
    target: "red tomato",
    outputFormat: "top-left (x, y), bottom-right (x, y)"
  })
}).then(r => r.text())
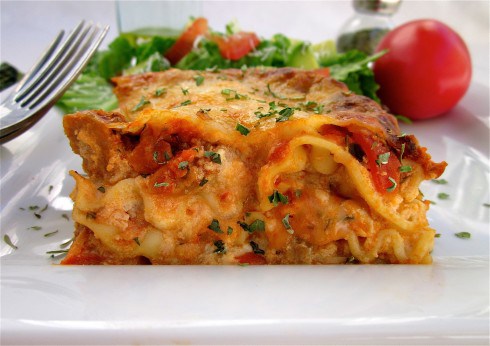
top-left (165, 17), bottom-right (209, 65)
top-left (211, 32), bottom-right (260, 60)
top-left (373, 19), bottom-right (472, 120)
top-left (235, 252), bottom-right (266, 265)
top-left (351, 132), bottom-right (400, 194)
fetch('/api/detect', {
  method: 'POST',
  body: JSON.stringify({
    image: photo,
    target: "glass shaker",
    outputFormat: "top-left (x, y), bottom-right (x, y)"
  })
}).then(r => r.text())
top-left (336, 0), bottom-right (401, 55)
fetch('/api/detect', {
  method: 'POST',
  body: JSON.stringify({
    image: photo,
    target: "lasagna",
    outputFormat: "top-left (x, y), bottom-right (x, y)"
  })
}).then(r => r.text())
top-left (62, 68), bottom-right (446, 265)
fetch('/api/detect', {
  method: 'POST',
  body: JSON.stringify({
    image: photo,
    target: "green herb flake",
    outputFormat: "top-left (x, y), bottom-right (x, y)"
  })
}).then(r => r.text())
top-left (455, 232), bottom-right (471, 239)
top-left (437, 192), bottom-right (450, 200)
top-left (44, 230), bottom-right (59, 238)
top-left (250, 241), bottom-right (265, 255)
top-left (483, 203), bottom-right (490, 208)
top-left (132, 96), bottom-right (150, 112)
top-left (395, 115), bottom-right (413, 124)
top-left (238, 219), bottom-right (265, 233)
top-left (179, 99), bottom-right (192, 107)
top-left (235, 123), bottom-right (250, 136)
top-left (214, 240), bottom-right (226, 254)
top-left (181, 87), bottom-right (190, 95)
top-left (97, 186), bottom-right (106, 193)
top-left (28, 226), bottom-right (42, 231)
top-left (194, 75), bottom-right (205, 86)
top-left (208, 219), bottom-right (224, 234)
top-left (199, 178), bottom-right (209, 187)
top-left (154, 182), bottom-right (170, 188)
top-left (178, 161), bottom-right (189, 170)
top-left (268, 190), bottom-right (289, 206)
top-left (399, 165), bottom-right (412, 173)
top-left (34, 213), bottom-right (41, 219)
top-left (375, 152), bottom-right (390, 166)
top-left (282, 214), bottom-right (294, 234)
top-left (204, 151), bottom-right (222, 164)
top-left (29, 205), bottom-right (39, 211)
top-left (276, 107), bottom-right (295, 122)
top-left (435, 233), bottom-right (441, 238)
top-left (432, 179), bottom-right (448, 185)
top-left (133, 237), bottom-right (141, 246)
top-left (227, 226), bottom-right (233, 235)
top-left (62, 213), bottom-right (70, 221)
top-left (3, 234), bottom-right (18, 250)
top-left (266, 83), bottom-right (286, 100)
top-left (48, 185), bottom-right (54, 194)
top-left (155, 88), bottom-right (166, 97)
top-left (386, 177), bottom-right (397, 192)
top-left (46, 250), bottom-right (68, 257)
top-left (59, 238), bottom-right (74, 249)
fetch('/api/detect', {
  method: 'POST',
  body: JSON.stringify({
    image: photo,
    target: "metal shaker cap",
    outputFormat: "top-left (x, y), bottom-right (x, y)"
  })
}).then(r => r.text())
top-left (353, 0), bottom-right (401, 15)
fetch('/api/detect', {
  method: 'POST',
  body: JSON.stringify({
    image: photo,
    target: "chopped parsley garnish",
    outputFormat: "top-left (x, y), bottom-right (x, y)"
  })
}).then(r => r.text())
top-left (199, 178), bottom-right (209, 186)
top-left (155, 88), bottom-right (166, 97)
top-left (399, 165), bottom-right (412, 173)
top-left (194, 75), bottom-right (205, 86)
top-left (133, 237), bottom-right (141, 246)
top-left (181, 87), bottom-right (189, 95)
top-left (227, 227), bottom-right (233, 235)
top-left (437, 192), bottom-right (450, 200)
top-left (204, 151), bottom-right (221, 164)
top-left (484, 203), bottom-right (490, 208)
top-left (455, 232), bottom-right (471, 239)
top-left (97, 186), bottom-right (106, 193)
top-left (48, 185), bottom-right (54, 194)
top-left (59, 237), bottom-right (74, 249)
top-left (178, 161), bottom-right (189, 170)
top-left (29, 205), bottom-right (39, 211)
top-left (235, 123), bottom-right (250, 136)
top-left (213, 240), bottom-right (226, 254)
top-left (34, 212), bottom-right (41, 219)
top-left (28, 226), bottom-right (42, 231)
top-left (435, 233), bottom-right (441, 238)
top-left (62, 213), bottom-right (70, 221)
top-left (153, 151), bottom-right (170, 165)
top-left (3, 234), bottom-right (17, 250)
top-left (238, 219), bottom-right (265, 233)
top-left (375, 152), bottom-right (390, 166)
top-left (276, 107), bottom-right (294, 122)
top-left (221, 88), bottom-right (247, 101)
top-left (432, 179), bottom-right (448, 185)
top-left (282, 214), bottom-right (294, 234)
top-left (179, 99), bottom-right (192, 107)
top-left (46, 250), bottom-right (68, 257)
top-left (395, 115), bottom-right (413, 124)
top-left (386, 177), bottom-right (397, 192)
top-left (268, 190), bottom-right (289, 206)
top-left (266, 83), bottom-right (286, 100)
top-left (208, 219), bottom-right (224, 233)
top-left (154, 182), bottom-right (170, 188)
top-left (44, 230), bottom-right (59, 237)
top-left (250, 241), bottom-right (265, 255)
top-left (132, 96), bottom-right (150, 112)
top-left (301, 101), bottom-right (324, 114)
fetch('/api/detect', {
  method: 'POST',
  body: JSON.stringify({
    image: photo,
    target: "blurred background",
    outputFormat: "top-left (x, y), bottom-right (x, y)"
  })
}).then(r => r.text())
top-left (1, 0), bottom-right (489, 85)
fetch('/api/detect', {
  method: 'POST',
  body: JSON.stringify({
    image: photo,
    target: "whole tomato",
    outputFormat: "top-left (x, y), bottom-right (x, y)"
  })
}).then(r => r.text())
top-left (373, 19), bottom-right (472, 120)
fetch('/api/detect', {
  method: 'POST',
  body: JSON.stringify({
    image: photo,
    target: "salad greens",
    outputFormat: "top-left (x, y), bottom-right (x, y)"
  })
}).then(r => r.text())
top-left (56, 20), bottom-right (384, 113)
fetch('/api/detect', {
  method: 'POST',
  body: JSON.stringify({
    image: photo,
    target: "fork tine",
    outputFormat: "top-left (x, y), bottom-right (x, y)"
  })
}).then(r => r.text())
top-left (14, 30), bottom-right (65, 93)
top-left (24, 24), bottom-right (108, 111)
top-left (14, 20), bottom-right (86, 103)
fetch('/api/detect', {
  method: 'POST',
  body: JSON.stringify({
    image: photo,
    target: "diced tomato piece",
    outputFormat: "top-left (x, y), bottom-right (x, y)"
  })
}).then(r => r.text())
top-left (351, 132), bottom-right (400, 193)
top-left (165, 17), bottom-right (209, 64)
top-left (235, 252), bottom-right (267, 265)
top-left (211, 32), bottom-right (260, 61)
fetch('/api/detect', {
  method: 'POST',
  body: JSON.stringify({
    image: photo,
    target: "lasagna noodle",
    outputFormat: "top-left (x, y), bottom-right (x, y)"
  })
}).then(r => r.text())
top-left (62, 68), bottom-right (446, 265)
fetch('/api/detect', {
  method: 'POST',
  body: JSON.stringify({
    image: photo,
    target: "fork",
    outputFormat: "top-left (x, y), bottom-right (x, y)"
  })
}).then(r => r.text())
top-left (0, 21), bottom-right (108, 144)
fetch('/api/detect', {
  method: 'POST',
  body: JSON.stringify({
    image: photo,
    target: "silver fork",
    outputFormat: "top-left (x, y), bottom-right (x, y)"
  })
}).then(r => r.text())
top-left (0, 21), bottom-right (109, 144)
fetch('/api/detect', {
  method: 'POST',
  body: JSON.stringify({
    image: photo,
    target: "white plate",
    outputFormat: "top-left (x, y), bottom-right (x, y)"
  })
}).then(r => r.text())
top-left (1, 80), bottom-right (489, 345)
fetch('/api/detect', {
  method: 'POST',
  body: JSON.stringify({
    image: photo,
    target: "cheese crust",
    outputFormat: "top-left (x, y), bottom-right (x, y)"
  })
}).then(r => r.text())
top-left (62, 68), bottom-right (446, 265)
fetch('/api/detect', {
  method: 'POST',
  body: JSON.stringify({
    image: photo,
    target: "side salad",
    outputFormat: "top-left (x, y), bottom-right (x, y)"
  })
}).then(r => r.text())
top-left (56, 17), bottom-right (385, 113)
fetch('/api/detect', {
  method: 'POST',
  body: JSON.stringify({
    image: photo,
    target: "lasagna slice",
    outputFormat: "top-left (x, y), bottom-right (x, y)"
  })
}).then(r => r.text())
top-left (62, 68), bottom-right (446, 265)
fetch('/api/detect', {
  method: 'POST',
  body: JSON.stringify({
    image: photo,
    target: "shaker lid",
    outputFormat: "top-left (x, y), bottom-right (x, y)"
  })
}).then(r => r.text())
top-left (353, 0), bottom-right (401, 15)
